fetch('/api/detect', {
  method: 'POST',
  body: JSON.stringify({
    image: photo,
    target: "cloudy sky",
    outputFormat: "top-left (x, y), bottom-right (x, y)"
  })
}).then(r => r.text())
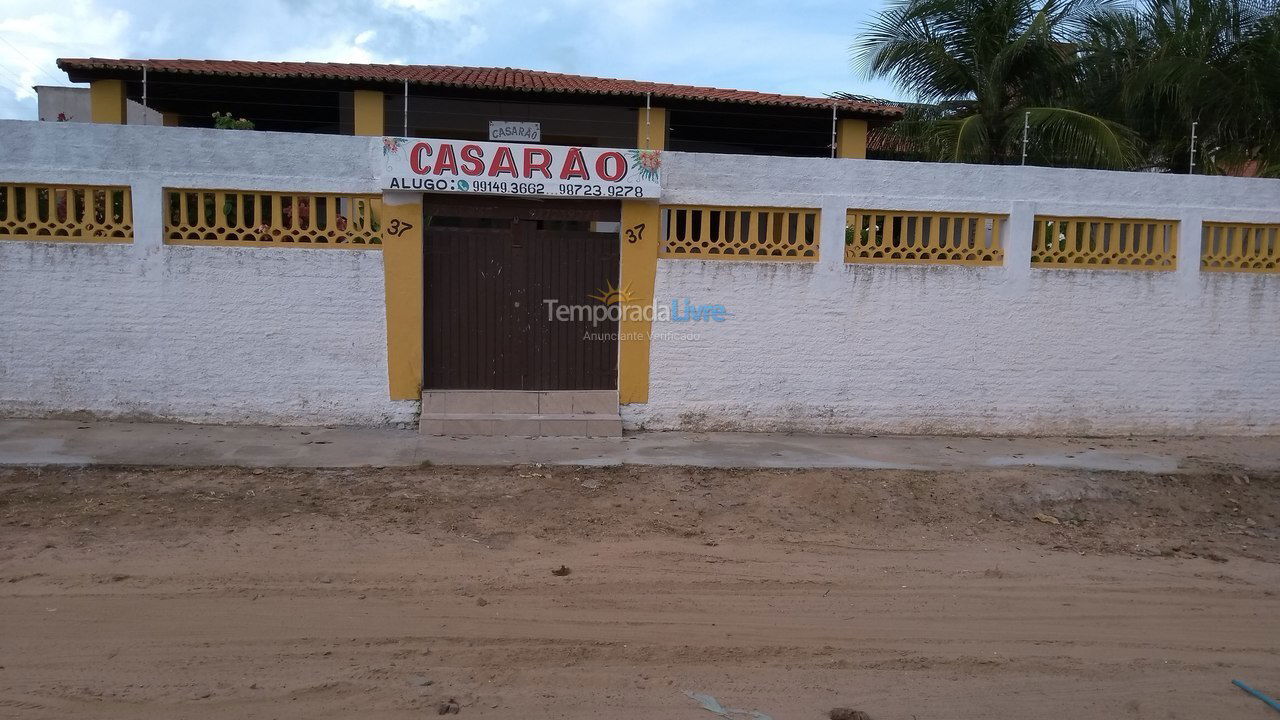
top-left (0, 0), bottom-right (907, 121)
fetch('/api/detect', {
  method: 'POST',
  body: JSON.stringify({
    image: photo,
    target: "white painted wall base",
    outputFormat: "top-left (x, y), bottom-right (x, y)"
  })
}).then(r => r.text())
top-left (0, 242), bottom-right (415, 426)
top-left (622, 261), bottom-right (1280, 435)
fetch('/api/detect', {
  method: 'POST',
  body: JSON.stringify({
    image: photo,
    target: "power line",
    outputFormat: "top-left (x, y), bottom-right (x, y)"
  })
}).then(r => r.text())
top-left (0, 59), bottom-right (34, 96)
top-left (0, 33), bottom-right (62, 85)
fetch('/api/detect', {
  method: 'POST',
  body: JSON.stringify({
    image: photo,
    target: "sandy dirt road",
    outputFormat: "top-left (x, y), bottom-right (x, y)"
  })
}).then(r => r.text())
top-left (1, 464), bottom-right (1278, 719)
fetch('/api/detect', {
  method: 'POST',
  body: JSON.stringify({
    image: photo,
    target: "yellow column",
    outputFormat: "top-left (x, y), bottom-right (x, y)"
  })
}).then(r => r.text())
top-left (89, 79), bottom-right (126, 124)
top-left (380, 192), bottom-right (424, 400)
top-left (354, 90), bottom-right (385, 136)
top-left (620, 106), bottom-right (667, 403)
top-left (836, 118), bottom-right (868, 159)
top-left (637, 107), bottom-right (667, 150)
top-left (618, 200), bottom-right (661, 404)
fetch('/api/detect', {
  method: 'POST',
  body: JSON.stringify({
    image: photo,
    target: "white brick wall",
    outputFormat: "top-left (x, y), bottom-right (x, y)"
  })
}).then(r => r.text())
top-left (622, 153), bottom-right (1280, 435)
top-left (2, 121), bottom-right (1279, 433)
top-left (0, 121), bottom-right (408, 426)
top-left (622, 261), bottom-right (1280, 434)
top-left (0, 242), bottom-right (415, 425)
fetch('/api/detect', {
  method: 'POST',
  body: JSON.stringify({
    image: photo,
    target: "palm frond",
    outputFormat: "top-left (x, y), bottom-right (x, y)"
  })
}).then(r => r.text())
top-left (1020, 106), bottom-right (1142, 167)
top-left (934, 113), bottom-right (994, 162)
top-left (853, 0), bottom-right (978, 100)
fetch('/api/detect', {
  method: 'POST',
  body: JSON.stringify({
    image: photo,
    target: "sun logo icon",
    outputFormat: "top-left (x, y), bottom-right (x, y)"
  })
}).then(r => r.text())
top-left (588, 280), bottom-right (637, 306)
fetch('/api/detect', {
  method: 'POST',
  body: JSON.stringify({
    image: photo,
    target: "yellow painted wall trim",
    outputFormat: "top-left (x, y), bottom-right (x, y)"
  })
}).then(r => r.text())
top-left (89, 80), bottom-right (126, 124)
top-left (846, 209), bottom-right (1005, 266)
top-left (1032, 215), bottom-right (1178, 270)
top-left (165, 190), bottom-right (383, 247)
top-left (621, 105), bottom-right (666, 402)
top-left (618, 199), bottom-right (661, 404)
top-left (1202, 222), bottom-right (1280, 273)
top-left (354, 90), bottom-right (386, 136)
top-left (836, 118), bottom-right (868, 159)
top-left (1, 183), bottom-right (133, 243)
top-left (661, 205), bottom-right (820, 261)
top-left (637, 107), bottom-right (667, 151)
top-left (380, 192), bottom-right (424, 400)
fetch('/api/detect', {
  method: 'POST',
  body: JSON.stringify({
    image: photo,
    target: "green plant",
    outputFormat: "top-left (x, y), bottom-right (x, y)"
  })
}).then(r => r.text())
top-left (855, 0), bottom-right (1141, 168)
top-left (212, 112), bottom-right (255, 130)
top-left (845, 222), bottom-right (883, 244)
top-left (1076, 0), bottom-right (1280, 175)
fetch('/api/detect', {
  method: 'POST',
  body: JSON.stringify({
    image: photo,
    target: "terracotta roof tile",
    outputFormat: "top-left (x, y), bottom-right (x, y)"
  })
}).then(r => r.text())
top-left (56, 58), bottom-right (902, 117)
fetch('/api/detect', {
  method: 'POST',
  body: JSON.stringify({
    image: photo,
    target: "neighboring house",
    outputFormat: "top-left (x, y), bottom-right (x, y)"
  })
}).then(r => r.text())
top-left (35, 85), bottom-right (161, 126)
top-left (54, 58), bottom-right (901, 158)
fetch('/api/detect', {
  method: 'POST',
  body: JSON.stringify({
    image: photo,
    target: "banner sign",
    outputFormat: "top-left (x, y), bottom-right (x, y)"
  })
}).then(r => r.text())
top-left (488, 121), bottom-right (541, 142)
top-left (381, 137), bottom-right (662, 199)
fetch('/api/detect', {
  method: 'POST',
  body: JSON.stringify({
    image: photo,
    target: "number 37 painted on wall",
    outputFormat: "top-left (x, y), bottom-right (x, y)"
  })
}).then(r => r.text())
top-left (624, 223), bottom-right (645, 244)
top-left (387, 219), bottom-right (413, 237)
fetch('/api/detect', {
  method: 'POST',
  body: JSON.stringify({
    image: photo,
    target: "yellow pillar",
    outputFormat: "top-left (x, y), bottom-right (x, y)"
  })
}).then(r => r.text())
top-left (380, 192), bottom-right (424, 400)
top-left (836, 118), bottom-right (868, 159)
top-left (637, 107), bottom-right (667, 150)
top-left (89, 79), bottom-right (126, 124)
top-left (620, 106), bottom-right (667, 404)
top-left (354, 90), bottom-right (385, 136)
top-left (618, 200), bottom-right (661, 404)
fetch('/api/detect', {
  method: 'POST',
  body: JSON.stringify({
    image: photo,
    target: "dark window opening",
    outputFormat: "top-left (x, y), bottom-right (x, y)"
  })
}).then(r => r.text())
top-left (666, 108), bottom-right (833, 157)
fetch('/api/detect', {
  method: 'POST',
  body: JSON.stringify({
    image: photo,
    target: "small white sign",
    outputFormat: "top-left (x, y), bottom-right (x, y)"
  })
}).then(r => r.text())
top-left (489, 121), bottom-right (541, 143)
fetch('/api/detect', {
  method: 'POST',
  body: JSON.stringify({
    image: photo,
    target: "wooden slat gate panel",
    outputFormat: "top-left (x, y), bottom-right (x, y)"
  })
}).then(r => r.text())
top-left (424, 198), bottom-right (620, 391)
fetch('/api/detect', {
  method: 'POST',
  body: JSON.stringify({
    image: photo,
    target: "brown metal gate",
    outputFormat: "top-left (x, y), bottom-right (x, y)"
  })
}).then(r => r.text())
top-left (423, 197), bottom-right (620, 390)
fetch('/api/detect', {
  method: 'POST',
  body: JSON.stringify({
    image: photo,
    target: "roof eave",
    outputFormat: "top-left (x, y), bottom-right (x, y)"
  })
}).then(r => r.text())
top-left (55, 58), bottom-right (904, 119)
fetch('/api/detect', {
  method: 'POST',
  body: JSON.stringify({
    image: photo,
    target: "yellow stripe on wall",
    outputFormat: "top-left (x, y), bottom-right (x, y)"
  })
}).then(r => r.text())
top-left (618, 199), bottom-right (661, 404)
top-left (380, 193), bottom-right (424, 400)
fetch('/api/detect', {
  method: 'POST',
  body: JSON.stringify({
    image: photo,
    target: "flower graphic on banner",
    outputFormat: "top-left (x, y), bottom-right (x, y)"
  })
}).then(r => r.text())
top-left (383, 137), bottom-right (408, 156)
top-left (628, 149), bottom-right (662, 182)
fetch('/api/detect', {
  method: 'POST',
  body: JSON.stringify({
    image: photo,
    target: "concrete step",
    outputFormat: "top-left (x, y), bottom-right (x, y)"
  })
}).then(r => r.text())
top-left (419, 413), bottom-right (621, 437)
top-left (422, 390), bottom-right (617, 415)
top-left (419, 390), bottom-right (621, 436)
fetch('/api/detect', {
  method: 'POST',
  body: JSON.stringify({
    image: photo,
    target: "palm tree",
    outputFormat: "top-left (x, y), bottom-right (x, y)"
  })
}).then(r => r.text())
top-left (855, 0), bottom-right (1140, 168)
top-left (1077, 0), bottom-right (1280, 175)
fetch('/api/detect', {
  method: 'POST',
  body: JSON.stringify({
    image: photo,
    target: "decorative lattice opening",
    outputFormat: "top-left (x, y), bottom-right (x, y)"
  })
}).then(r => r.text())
top-left (845, 210), bottom-right (1005, 266)
top-left (1201, 222), bottom-right (1279, 273)
top-left (164, 190), bottom-right (383, 247)
top-left (1032, 216), bottom-right (1177, 270)
top-left (0, 183), bottom-right (133, 243)
top-left (660, 205), bottom-right (818, 261)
